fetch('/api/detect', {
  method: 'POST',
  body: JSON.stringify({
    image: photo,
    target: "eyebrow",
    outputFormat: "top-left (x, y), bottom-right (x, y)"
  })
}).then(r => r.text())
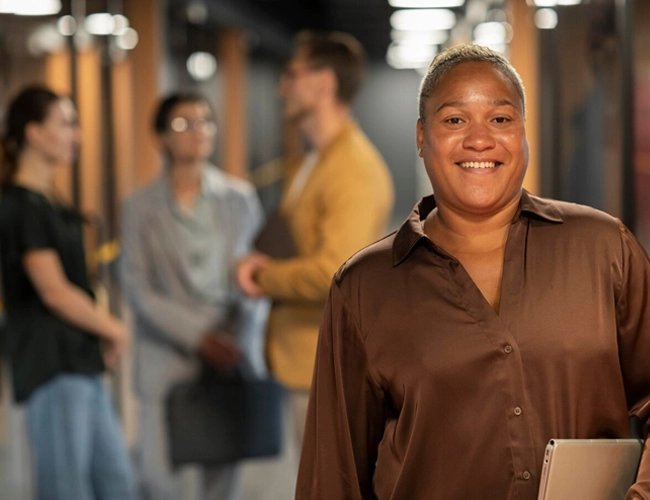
top-left (434, 98), bottom-right (519, 114)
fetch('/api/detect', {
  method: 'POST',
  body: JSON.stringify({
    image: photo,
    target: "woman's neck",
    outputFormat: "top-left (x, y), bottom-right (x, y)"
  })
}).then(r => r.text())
top-left (425, 197), bottom-right (521, 255)
top-left (168, 160), bottom-right (204, 191)
top-left (13, 149), bottom-right (56, 197)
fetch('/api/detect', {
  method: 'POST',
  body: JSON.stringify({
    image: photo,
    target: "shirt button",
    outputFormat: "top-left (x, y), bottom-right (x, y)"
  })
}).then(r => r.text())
top-left (514, 406), bottom-right (522, 416)
top-left (523, 471), bottom-right (531, 480)
top-left (504, 345), bottom-right (513, 354)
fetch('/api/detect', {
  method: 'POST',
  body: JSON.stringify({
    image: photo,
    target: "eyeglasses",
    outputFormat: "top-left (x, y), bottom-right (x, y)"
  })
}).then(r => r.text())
top-left (169, 117), bottom-right (217, 134)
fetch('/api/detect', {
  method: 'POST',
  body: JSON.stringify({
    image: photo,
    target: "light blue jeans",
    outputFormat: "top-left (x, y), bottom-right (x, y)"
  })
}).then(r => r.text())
top-left (25, 374), bottom-right (138, 500)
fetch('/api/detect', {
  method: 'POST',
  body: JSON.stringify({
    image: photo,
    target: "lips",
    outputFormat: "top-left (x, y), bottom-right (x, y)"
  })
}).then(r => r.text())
top-left (458, 161), bottom-right (502, 169)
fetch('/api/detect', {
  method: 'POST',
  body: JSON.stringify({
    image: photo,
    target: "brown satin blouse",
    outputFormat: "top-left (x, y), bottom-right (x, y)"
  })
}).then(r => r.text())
top-left (296, 190), bottom-right (650, 500)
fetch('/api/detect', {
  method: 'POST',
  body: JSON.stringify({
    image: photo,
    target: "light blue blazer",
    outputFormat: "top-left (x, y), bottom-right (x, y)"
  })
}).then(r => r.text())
top-left (120, 166), bottom-right (269, 401)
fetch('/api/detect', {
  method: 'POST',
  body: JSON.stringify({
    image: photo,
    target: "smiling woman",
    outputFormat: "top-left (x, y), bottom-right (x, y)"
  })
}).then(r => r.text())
top-left (416, 60), bottom-right (529, 221)
top-left (295, 43), bottom-right (650, 500)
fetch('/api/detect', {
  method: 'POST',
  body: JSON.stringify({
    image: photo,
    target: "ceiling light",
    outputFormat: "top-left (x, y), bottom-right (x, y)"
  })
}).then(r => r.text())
top-left (557, 0), bottom-right (581, 4)
top-left (0, 0), bottom-right (16, 13)
top-left (388, 0), bottom-right (464, 7)
top-left (390, 9), bottom-right (457, 31)
top-left (27, 23), bottom-right (65, 55)
top-left (187, 51), bottom-right (217, 81)
top-left (114, 27), bottom-right (138, 50)
top-left (386, 57), bottom-right (433, 70)
top-left (535, 8), bottom-right (558, 29)
top-left (112, 14), bottom-right (129, 35)
top-left (12, 0), bottom-right (61, 15)
top-left (391, 29), bottom-right (448, 45)
top-left (57, 15), bottom-right (76, 36)
top-left (533, 0), bottom-right (557, 6)
top-left (84, 13), bottom-right (115, 35)
top-left (386, 41), bottom-right (438, 69)
top-left (473, 22), bottom-right (507, 45)
top-left (187, 0), bottom-right (208, 24)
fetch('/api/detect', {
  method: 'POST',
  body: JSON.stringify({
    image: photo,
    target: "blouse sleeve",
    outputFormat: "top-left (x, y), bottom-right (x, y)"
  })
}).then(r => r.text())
top-left (296, 280), bottom-right (387, 500)
top-left (616, 222), bottom-right (650, 499)
top-left (17, 198), bottom-right (55, 253)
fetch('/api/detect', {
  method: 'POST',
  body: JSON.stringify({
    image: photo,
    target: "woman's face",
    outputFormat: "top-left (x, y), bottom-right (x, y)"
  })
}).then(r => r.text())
top-left (27, 98), bottom-right (80, 165)
top-left (416, 61), bottom-right (529, 218)
top-left (160, 101), bottom-right (216, 163)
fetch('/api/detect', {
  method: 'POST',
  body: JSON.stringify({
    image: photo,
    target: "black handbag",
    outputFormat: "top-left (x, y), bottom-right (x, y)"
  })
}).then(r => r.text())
top-left (165, 361), bottom-right (286, 467)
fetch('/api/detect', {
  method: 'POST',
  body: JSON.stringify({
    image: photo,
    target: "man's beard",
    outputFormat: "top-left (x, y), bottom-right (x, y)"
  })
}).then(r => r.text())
top-left (285, 102), bottom-right (316, 125)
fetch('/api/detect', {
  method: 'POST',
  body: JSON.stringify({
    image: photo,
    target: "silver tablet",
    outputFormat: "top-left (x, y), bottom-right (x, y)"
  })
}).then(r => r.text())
top-left (537, 439), bottom-right (642, 500)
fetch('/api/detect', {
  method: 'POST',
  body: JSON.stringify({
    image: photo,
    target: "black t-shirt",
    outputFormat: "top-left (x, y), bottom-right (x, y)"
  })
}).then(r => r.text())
top-left (0, 184), bottom-right (104, 402)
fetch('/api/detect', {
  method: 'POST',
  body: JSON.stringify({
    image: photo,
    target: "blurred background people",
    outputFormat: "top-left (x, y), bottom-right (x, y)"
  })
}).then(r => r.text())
top-left (0, 86), bottom-right (137, 500)
top-left (120, 93), bottom-right (269, 500)
top-left (236, 30), bottom-right (394, 449)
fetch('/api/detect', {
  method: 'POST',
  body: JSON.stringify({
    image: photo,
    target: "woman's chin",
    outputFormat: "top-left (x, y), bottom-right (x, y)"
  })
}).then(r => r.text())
top-left (455, 191), bottom-right (518, 216)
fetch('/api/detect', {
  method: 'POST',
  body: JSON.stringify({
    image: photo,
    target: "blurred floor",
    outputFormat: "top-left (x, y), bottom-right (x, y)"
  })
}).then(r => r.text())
top-left (239, 399), bottom-right (300, 500)
top-left (0, 391), bottom-right (299, 500)
top-left (0, 404), bottom-right (33, 500)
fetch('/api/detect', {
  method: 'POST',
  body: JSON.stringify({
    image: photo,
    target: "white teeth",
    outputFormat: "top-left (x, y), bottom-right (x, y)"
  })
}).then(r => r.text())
top-left (459, 161), bottom-right (498, 169)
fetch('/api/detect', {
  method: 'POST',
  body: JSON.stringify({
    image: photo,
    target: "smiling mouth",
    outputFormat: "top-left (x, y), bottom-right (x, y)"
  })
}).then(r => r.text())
top-left (458, 161), bottom-right (502, 169)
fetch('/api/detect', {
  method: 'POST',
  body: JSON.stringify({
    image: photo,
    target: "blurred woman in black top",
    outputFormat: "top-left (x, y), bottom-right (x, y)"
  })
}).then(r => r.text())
top-left (0, 87), bottom-right (137, 500)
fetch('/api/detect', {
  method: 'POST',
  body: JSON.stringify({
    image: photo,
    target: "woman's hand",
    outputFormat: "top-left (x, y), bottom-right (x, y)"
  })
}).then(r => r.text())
top-left (198, 331), bottom-right (241, 368)
top-left (102, 317), bottom-right (130, 370)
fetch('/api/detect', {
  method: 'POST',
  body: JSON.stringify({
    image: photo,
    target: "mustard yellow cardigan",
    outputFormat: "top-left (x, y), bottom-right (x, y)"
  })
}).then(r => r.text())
top-left (257, 120), bottom-right (394, 389)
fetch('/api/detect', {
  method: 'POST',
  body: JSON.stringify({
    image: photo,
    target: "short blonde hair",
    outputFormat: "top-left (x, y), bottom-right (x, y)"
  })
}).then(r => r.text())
top-left (418, 44), bottom-right (526, 121)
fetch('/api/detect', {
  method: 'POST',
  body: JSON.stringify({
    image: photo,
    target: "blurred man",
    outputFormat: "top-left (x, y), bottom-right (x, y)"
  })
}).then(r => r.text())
top-left (121, 93), bottom-right (269, 500)
top-left (237, 31), bottom-right (394, 447)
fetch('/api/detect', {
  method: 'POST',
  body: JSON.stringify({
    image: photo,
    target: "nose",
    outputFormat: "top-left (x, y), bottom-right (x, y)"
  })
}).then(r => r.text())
top-left (462, 122), bottom-right (496, 151)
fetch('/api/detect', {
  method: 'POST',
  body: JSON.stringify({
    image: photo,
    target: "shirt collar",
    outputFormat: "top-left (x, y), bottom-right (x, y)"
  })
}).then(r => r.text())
top-left (162, 163), bottom-right (226, 199)
top-left (517, 189), bottom-right (563, 223)
top-left (392, 189), bottom-right (564, 267)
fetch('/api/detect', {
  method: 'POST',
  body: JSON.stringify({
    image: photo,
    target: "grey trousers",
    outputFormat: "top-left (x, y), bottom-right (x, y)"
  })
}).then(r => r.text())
top-left (289, 390), bottom-right (310, 455)
top-left (136, 399), bottom-right (241, 500)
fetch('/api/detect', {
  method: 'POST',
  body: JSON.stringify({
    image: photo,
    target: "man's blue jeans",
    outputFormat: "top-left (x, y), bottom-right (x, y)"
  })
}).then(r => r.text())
top-left (25, 374), bottom-right (138, 500)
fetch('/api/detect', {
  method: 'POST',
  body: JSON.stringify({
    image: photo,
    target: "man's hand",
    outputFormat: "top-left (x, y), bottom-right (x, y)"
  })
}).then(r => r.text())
top-left (236, 252), bottom-right (271, 298)
top-left (198, 332), bottom-right (241, 368)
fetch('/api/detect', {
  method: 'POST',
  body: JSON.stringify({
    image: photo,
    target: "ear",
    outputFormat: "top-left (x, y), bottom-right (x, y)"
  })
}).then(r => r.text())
top-left (416, 118), bottom-right (425, 157)
top-left (318, 67), bottom-right (338, 100)
top-left (23, 121), bottom-right (42, 147)
top-left (157, 132), bottom-right (173, 155)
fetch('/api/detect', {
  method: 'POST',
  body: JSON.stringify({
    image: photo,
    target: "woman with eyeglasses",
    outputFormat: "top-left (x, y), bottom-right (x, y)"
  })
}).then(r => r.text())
top-left (120, 93), bottom-right (269, 500)
top-left (0, 86), bottom-right (137, 500)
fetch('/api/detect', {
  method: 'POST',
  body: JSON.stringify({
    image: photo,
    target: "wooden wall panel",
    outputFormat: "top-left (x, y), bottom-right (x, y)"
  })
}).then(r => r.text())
top-left (112, 60), bottom-right (136, 202)
top-left (509, 0), bottom-right (540, 195)
top-left (125, 0), bottom-right (164, 188)
top-left (218, 28), bottom-right (249, 178)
